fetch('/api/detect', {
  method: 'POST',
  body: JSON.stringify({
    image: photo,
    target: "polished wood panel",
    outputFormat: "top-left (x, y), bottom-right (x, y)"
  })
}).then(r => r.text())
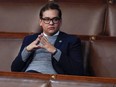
top-left (0, 0), bottom-right (48, 3)
top-left (0, 71), bottom-right (116, 84)
top-left (0, 71), bottom-right (51, 80)
top-left (56, 74), bottom-right (116, 84)
top-left (1, 32), bottom-right (116, 41)
top-left (0, 32), bottom-right (31, 38)
top-left (55, 0), bottom-right (107, 3)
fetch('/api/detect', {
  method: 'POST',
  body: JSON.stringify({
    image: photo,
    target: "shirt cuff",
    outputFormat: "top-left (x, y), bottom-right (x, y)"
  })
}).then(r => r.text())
top-left (21, 47), bottom-right (32, 62)
top-left (52, 49), bottom-right (62, 61)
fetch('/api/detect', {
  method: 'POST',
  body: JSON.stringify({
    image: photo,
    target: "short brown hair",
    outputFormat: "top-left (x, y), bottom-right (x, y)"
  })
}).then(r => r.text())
top-left (39, 1), bottom-right (62, 19)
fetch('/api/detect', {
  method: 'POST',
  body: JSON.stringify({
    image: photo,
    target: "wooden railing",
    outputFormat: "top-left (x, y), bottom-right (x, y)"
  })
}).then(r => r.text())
top-left (0, 71), bottom-right (116, 86)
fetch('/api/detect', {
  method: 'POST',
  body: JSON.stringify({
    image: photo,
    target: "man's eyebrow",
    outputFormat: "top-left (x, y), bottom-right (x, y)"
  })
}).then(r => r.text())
top-left (43, 17), bottom-right (60, 19)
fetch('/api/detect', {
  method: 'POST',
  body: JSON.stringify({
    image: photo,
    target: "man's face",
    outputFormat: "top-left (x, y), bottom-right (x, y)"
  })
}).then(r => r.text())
top-left (40, 9), bottom-right (62, 36)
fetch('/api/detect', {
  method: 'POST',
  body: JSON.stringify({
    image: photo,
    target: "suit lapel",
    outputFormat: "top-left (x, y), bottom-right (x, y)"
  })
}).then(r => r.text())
top-left (54, 32), bottom-right (65, 49)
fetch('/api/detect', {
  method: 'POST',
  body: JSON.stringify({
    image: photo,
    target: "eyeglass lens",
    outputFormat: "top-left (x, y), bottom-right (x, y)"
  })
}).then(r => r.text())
top-left (42, 17), bottom-right (60, 24)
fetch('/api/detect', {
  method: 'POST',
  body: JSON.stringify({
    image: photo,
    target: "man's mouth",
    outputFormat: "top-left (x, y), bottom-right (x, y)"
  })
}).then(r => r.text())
top-left (48, 27), bottom-right (55, 30)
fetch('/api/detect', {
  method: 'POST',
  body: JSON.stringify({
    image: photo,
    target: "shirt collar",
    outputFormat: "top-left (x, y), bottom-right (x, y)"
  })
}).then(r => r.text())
top-left (43, 31), bottom-right (60, 37)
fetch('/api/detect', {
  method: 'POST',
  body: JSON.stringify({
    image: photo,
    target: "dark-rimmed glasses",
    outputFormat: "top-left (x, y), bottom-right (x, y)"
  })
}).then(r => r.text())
top-left (41, 17), bottom-right (61, 24)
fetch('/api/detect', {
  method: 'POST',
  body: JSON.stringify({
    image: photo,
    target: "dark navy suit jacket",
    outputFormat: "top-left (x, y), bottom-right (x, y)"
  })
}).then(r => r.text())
top-left (11, 31), bottom-right (84, 75)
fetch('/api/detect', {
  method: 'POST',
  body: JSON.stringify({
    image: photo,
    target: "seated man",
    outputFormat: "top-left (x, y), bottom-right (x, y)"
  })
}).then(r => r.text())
top-left (11, 1), bottom-right (84, 75)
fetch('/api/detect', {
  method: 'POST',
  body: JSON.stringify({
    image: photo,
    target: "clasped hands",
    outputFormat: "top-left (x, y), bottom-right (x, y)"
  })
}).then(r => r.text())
top-left (26, 33), bottom-right (57, 54)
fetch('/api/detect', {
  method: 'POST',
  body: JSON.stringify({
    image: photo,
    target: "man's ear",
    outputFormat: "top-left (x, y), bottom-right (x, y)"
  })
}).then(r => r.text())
top-left (39, 19), bottom-right (42, 26)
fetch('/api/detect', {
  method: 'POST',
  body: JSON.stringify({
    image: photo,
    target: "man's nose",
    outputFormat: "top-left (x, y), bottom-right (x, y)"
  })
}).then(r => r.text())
top-left (49, 20), bottom-right (54, 25)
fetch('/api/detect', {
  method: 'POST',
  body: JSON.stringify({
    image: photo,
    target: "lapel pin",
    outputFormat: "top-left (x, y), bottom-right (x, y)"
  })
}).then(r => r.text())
top-left (59, 40), bottom-right (62, 43)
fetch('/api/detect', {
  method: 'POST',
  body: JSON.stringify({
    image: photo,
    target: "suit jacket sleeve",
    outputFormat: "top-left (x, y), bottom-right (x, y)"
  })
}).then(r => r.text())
top-left (11, 34), bottom-right (38, 72)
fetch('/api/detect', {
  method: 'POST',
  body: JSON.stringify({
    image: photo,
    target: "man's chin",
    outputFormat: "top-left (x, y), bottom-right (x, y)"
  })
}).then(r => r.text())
top-left (48, 31), bottom-right (57, 36)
